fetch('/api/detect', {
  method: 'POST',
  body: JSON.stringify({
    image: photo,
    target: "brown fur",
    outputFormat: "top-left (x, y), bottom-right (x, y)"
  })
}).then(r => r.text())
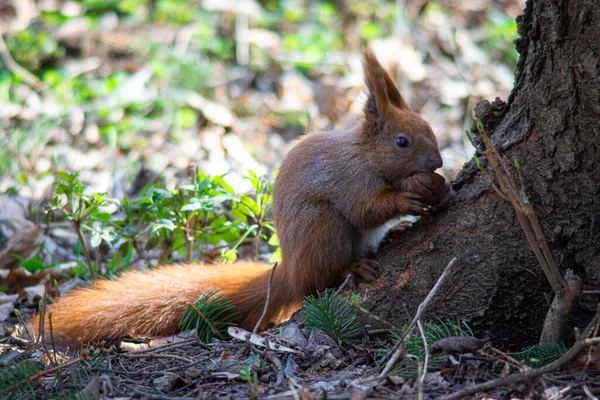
top-left (31, 262), bottom-right (302, 344)
top-left (31, 49), bottom-right (444, 345)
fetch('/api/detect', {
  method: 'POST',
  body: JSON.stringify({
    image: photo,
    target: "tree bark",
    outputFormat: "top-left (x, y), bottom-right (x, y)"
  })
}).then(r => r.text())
top-left (359, 0), bottom-right (600, 349)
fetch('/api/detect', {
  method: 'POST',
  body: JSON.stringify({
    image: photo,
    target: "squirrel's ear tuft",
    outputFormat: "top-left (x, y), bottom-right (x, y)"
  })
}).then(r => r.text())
top-left (362, 48), bottom-right (411, 116)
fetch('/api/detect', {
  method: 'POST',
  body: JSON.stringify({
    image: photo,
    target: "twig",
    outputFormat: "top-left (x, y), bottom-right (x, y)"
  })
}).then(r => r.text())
top-left (253, 263), bottom-right (278, 334)
top-left (417, 361), bottom-right (424, 400)
top-left (334, 273), bottom-right (354, 297)
top-left (583, 314), bottom-right (600, 372)
top-left (441, 305), bottom-right (600, 400)
top-left (418, 320), bottom-right (429, 384)
top-left (0, 357), bottom-right (83, 396)
top-left (74, 221), bottom-right (95, 279)
top-left (185, 163), bottom-right (198, 264)
top-left (188, 302), bottom-right (224, 340)
top-left (583, 385), bottom-right (599, 400)
top-left (473, 124), bottom-right (565, 292)
top-left (483, 346), bottom-right (527, 371)
top-left (379, 257), bottom-right (457, 377)
top-left (471, 121), bottom-right (579, 343)
top-left (122, 337), bottom-right (205, 354)
top-left (125, 353), bottom-right (193, 363)
top-left (14, 309), bottom-right (35, 344)
top-left (132, 239), bottom-right (152, 267)
top-left (37, 276), bottom-right (54, 365)
top-left (48, 312), bottom-right (58, 367)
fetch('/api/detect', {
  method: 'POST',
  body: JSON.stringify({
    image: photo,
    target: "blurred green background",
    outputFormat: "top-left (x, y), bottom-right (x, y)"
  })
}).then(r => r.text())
top-left (0, 0), bottom-right (521, 196)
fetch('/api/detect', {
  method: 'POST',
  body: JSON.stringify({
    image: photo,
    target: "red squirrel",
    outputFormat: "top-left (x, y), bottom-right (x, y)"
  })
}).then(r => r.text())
top-left (31, 50), bottom-right (447, 345)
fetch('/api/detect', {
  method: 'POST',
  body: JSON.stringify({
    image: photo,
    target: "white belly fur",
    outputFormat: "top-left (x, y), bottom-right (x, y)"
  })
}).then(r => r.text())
top-left (358, 215), bottom-right (419, 256)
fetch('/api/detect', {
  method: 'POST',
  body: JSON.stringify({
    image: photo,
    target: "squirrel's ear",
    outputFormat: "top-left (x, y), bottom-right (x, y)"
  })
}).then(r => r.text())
top-left (362, 49), bottom-right (411, 115)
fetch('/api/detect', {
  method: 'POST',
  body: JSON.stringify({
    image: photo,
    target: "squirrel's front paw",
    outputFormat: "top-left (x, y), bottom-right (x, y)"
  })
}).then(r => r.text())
top-left (395, 192), bottom-right (429, 215)
top-left (400, 173), bottom-right (454, 208)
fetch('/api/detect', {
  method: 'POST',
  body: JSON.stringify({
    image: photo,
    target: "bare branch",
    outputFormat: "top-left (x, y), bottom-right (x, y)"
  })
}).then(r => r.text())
top-left (380, 257), bottom-right (457, 377)
top-left (253, 263), bottom-right (278, 334)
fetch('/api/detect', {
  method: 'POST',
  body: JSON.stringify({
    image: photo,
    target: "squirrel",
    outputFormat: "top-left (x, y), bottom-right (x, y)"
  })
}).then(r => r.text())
top-left (31, 49), bottom-right (448, 345)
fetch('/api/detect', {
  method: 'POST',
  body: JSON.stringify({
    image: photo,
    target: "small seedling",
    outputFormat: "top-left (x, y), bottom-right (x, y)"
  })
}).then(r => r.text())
top-left (303, 289), bottom-right (360, 344)
top-left (179, 291), bottom-right (239, 343)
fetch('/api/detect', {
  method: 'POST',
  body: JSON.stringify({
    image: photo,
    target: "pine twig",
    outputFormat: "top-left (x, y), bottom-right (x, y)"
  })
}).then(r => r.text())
top-left (0, 357), bottom-right (83, 396)
top-left (379, 257), bottom-right (457, 377)
top-left (187, 302), bottom-right (224, 340)
top-left (253, 263), bottom-right (278, 334)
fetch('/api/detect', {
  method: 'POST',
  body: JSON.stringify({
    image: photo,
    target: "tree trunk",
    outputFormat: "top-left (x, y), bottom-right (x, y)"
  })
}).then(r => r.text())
top-left (359, 0), bottom-right (600, 349)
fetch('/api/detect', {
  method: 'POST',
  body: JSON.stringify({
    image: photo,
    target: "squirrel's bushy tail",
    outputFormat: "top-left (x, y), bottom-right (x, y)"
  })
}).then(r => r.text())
top-left (31, 262), bottom-right (301, 345)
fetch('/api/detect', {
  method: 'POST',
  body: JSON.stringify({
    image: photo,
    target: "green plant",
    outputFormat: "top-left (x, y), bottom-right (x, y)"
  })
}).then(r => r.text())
top-left (239, 366), bottom-right (261, 400)
top-left (15, 253), bottom-right (54, 273)
top-left (303, 289), bottom-right (360, 344)
top-left (38, 170), bottom-right (278, 280)
top-left (179, 291), bottom-right (239, 343)
top-left (230, 171), bottom-right (277, 261)
top-left (382, 320), bottom-right (474, 377)
top-left (49, 172), bottom-right (116, 279)
top-left (118, 172), bottom-right (244, 264)
top-left (0, 360), bottom-right (40, 399)
top-left (392, 319), bottom-right (475, 356)
top-left (4, 30), bottom-right (64, 71)
top-left (510, 341), bottom-right (568, 368)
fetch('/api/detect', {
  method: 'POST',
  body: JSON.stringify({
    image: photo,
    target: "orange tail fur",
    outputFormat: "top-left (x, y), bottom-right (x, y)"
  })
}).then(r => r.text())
top-left (31, 262), bottom-right (302, 345)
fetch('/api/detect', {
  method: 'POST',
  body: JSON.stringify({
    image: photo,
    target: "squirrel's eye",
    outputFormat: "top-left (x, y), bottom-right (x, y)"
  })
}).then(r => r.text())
top-left (396, 136), bottom-right (409, 148)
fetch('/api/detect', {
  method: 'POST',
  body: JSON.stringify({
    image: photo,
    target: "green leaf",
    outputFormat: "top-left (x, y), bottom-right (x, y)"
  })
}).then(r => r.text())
top-left (96, 212), bottom-right (112, 222)
top-left (219, 179), bottom-right (235, 195)
top-left (514, 159), bottom-right (521, 172)
top-left (269, 247), bottom-right (282, 263)
top-left (474, 156), bottom-right (484, 171)
top-left (18, 254), bottom-right (54, 272)
top-left (90, 232), bottom-right (102, 248)
top-left (267, 234), bottom-right (279, 247)
top-left (152, 219), bottom-right (175, 232)
top-left (57, 171), bottom-right (78, 183)
top-left (359, 21), bottom-right (382, 40)
top-left (220, 249), bottom-right (238, 263)
top-left (230, 208), bottom-right (248, 223)
top-left (181, 202), bottom-right (208, 212)
top-left (210, 216), bottom-right (227, 229)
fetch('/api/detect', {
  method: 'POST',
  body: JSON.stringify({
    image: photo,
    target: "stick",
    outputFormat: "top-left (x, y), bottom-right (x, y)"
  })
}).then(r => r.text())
top-left (418, 320), bottom-right (429, 384)
top-left (441, 305), bottom-right (600, 400)
top-left (379, 257), bottom-right (457, 377)
top-left (253, 263), bottom-right (277, 334)
top-left (48, 312), bottom-right (58, 367)
top-left (334, 273), bottom-right (353, 297)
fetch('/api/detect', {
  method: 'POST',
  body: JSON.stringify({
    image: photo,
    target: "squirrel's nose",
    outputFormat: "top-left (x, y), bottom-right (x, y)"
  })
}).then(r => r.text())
top-left (423, 154), bottom-right (443, 171)
top-left (432, 155), bottom-right (443, 170)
